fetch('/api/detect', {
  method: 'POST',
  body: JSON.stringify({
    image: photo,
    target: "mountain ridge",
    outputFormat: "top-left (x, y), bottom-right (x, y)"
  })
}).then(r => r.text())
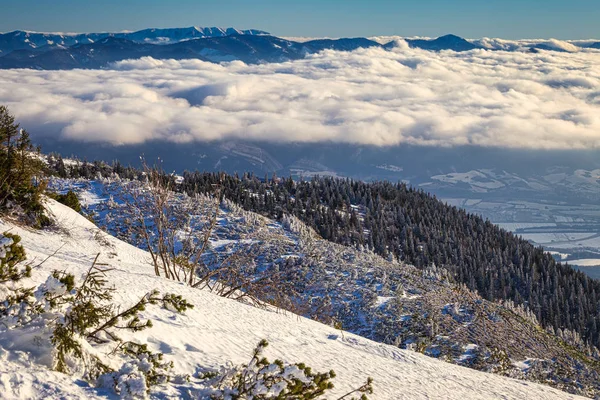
top-left (2, 28), bottom-right (598, 70)
top-left (0, 26), bottom-right (269, 55)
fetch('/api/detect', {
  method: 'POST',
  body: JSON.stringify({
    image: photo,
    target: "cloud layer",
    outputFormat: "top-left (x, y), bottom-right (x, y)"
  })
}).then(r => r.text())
top-left (1, 45), bottom-right (600, 149)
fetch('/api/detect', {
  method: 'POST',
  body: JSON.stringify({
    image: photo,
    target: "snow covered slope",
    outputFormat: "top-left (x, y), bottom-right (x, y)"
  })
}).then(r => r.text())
top-left (0, 200), bottom-right (586, 399)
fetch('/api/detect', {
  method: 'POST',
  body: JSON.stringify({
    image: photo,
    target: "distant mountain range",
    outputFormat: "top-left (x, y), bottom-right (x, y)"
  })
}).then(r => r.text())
top-left (36, 137), bottom-right (600, 205)
top-left (1, 27), bottom-right (598, 69)
top-left (0, 26), bottom-right (269, 53)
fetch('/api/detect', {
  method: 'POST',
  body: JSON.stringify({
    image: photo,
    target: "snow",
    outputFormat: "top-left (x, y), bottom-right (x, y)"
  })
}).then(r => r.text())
top-left (524, 232), bottom-right (595, 244)
top-left (431, 170), bottom-right (505, 191)
top-left (0, 348), bottom-right (103, 399)
top-left (78, 189), bottom-right (106, 207)
top-left (0, 235), bottom-right (13, 259)
top-left (457, 344), bottom-right (479, 362)
top-left (568, 259), bottom-right (600, 267)
top-left (289, 169), bottom-right (342, 178)
top-left (375, 296), bottom-right (395, 307)
top-left (375, 164), bottom-right (403, 172)
top-left (523, 232), bottom-right (600, 249)
top-left (548, 251), bottom-right (570, 260)
top-left (544, 169), bottom-right (600, 186)
top-left (496, 222), bottom-right (558, 232)
top-left (513, 358), bottom-right (541, 373)
top-left (0, 199), bottom-right (586, 399)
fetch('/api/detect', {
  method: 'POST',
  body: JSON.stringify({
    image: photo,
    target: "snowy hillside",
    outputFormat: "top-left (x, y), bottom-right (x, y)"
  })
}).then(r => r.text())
top-left (42, 175), bottom-right (600, 395)
top-left (0, 198), bottom-right (587, 399)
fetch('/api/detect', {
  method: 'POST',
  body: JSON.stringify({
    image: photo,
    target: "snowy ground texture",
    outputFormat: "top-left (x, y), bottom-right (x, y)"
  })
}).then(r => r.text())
top-left (0, 199), bottom-right (589, 399)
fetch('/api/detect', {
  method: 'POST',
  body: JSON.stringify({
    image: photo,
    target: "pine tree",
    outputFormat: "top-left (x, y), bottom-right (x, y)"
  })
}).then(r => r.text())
top-left (0, 105), bottom-right (46, 225)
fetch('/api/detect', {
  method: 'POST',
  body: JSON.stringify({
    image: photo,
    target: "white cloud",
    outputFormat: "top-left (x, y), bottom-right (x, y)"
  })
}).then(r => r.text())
top-left (0, 46), bottom-right (599, 149)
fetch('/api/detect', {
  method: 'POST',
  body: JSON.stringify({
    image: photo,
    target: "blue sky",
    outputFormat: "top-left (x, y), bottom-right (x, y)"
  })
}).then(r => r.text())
top-left (1, 0), bottom-right (598, 39)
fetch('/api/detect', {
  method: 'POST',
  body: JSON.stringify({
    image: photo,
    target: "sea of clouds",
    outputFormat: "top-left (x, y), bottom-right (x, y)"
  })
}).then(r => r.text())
top-left (1, 43), bottom-right (599, 149)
